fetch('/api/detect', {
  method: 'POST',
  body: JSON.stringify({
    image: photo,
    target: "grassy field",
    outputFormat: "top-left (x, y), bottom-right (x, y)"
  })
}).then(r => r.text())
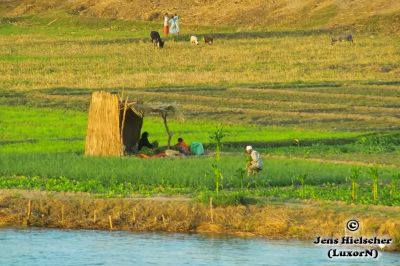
top-left (0, 106), bottom-right (364, 153)
top-left (1, 15), bottom-right (399, 131)
top-left (0, 105), bottom-right (399, 206)
top-left (0, 13), bottom-right (399, 206)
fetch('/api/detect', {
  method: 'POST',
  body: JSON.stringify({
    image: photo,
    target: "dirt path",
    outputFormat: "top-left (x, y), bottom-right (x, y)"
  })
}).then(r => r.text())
top-left (265, 154), bottom-right (400, 168)
top-left (220, 152), bottom-right (399, 168)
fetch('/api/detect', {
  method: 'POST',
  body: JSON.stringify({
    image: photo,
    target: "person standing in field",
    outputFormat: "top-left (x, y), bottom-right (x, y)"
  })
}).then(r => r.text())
top-left (169, 14), bottom-right (180, 35)
top-left (163, 13), bottom-right (169, 37)
top-left (245, 145), bottom-right (263, 175)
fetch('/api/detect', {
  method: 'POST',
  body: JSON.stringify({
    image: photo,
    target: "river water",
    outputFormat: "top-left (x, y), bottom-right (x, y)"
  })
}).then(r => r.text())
top-left (0, 229), bottom-right (399, 266)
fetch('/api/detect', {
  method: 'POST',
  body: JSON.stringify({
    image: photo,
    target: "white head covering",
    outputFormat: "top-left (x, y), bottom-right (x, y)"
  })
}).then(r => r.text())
top-left (246, 145), bottom-right (252, 151)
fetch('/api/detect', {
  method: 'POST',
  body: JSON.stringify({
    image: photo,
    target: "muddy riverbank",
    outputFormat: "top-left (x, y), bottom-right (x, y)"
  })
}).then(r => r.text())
top-left (0, 189), bottom-right (399, 251)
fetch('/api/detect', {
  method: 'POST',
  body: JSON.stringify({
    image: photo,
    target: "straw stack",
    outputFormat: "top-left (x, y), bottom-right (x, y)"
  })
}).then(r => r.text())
top-left (85, 91), bottom-right (122, 156)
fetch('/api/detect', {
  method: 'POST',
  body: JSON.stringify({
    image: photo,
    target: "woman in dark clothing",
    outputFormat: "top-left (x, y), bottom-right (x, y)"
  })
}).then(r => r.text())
top-left (138, 132), bottom-right (153, 151)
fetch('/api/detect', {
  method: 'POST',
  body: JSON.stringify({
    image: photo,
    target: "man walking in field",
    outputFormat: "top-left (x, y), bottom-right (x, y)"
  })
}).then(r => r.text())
top-left (245, 145), bottom-right (263, 175)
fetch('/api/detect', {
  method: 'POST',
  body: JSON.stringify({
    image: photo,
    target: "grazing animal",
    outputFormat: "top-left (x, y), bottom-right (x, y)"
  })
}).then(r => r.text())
top-left (150, 31), bottom-right (164, 48)
top-left (204, 36), bottom-right (213, 45)
top-left (190, 35), bottom-right (199, 45)
top-left (331, 34), bottom-right (353, 45)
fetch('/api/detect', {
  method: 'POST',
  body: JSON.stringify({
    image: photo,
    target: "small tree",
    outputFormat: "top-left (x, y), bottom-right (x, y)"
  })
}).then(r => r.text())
top-left (137, 103), bottom-right (180, 150)
top-left (389, 173), bottom-right (400, 200)
top-left (349, 167), bottom-right (360, 201)
top-left (209, 124), bottom-right (228, 162)
top-left (369, 167), bottom-right (379, 202)
top-left (209, 124), bottom-right (228, 194)
top-left (211, 163), bottom-right (224, 194)
top-left (160, 110), bottom-right (174, 149)
top-left (297, 173), bottom-right (308, 199)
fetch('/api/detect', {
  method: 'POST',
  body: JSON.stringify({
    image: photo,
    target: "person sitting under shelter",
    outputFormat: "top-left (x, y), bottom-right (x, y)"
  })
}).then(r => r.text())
top-left (175, 137), bottom-right (190, 155)
top-left (245, 145), bottom-right (263, 175)
top-left (138, 132), bottom-right (158, 151)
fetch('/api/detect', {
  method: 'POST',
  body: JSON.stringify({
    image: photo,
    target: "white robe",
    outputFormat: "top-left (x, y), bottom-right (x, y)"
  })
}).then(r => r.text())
top-left (169, 16), bottom-right (179, 34)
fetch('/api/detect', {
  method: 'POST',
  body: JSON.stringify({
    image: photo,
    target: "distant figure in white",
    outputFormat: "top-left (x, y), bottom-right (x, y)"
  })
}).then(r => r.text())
top-left (169, 14), bottom-right (180, 35)
top-left (245, 145), bottom-right (263, 175)
top-left (190, 36), bottom-right (199, 45)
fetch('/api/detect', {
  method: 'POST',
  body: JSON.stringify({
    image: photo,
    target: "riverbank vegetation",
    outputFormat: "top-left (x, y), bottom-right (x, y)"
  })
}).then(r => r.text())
top-left (0, 190), bottom-right (399, 251)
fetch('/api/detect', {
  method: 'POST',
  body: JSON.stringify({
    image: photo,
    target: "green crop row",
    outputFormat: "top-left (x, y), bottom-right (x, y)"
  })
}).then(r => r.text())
top-left (2, 153), bottom-right (398, 186)
top-left (1, 173), bottom-right (399, 206)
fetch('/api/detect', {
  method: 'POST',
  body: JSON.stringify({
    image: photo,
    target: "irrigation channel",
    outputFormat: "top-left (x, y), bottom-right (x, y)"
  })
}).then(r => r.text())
top-left (0, 228), bottom-right (399, 266)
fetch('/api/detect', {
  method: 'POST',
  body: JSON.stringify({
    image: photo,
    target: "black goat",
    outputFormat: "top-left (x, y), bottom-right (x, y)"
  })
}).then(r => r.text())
top-left (150, 31), bottom-right (164, 48)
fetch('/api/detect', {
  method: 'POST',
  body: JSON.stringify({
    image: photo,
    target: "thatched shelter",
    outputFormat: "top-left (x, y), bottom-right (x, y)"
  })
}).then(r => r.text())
top-left (85, 91), bottom-right (177, 156)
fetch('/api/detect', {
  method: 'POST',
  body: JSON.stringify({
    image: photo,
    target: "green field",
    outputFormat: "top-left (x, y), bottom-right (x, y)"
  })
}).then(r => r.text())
top-left (0, 14), bottom-right (399, 206)
top-left (1, 105), bottom-right (399, 205)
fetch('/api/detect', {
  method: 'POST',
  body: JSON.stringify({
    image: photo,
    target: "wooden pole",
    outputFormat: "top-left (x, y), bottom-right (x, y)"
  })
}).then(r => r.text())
top-left (161, 112), bottom-right (173, 149)
top-left (209, 197), bottom-right (214, 223)
top-left (61, 205), bottom-right (64, 226)
top-left (108, 215), bottom-right (113, 230)
top-left (120, 97), bottom-right (129, 153)
top-left (26, 200), bottom-right (32, 225)
top-left (93, 210), bottom-right (97, 223)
